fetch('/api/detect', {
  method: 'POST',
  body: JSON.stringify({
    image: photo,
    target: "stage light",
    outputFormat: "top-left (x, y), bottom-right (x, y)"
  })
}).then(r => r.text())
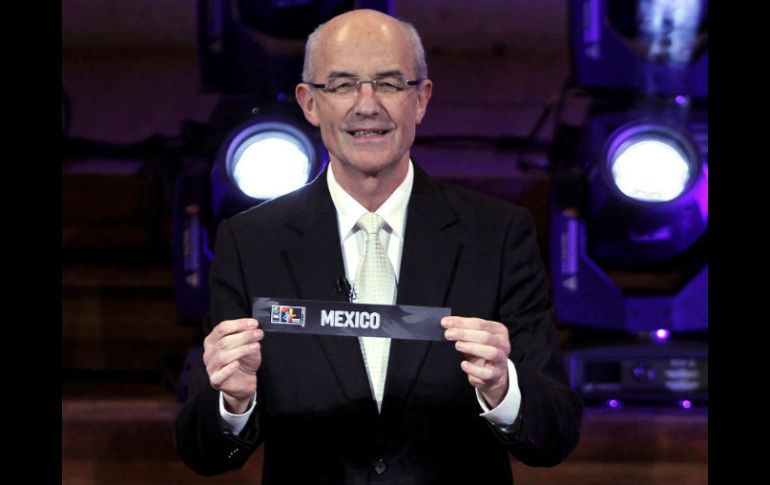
top-left (171, 93), bottom-right (328, 329)
top-left (608, 131), bottom-right (692, 203)
top-left (226, 122), bottom-right (316, 200)
top-left (580, 105), bottom-right (708, 269)
top-left (172, 105), bottom-right (327, 326)
top-left (653, 329), bottom-right (670, 342)
top-left (554, 1), bottom-right (708, 406)
top-left (550, 102), bottom-right (708, 331)
top-left (208, 102), bottom-right (327, 227)
top-left (569, 0), bottom-right (708, 97)
top-left (197, 0), bottom-right (390, 95)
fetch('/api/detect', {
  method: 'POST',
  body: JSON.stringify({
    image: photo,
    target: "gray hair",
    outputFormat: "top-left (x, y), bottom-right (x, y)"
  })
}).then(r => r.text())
top-left (301, 16), bottom-right (428, 83)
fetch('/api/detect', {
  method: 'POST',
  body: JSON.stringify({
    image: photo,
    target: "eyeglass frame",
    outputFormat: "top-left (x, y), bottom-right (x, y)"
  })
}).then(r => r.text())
top-left (306, 77), bottom-right (424, 96)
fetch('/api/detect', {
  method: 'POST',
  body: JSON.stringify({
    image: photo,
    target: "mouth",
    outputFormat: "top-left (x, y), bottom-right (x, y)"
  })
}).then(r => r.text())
top-left (346, 129), bottom-right (392, 138)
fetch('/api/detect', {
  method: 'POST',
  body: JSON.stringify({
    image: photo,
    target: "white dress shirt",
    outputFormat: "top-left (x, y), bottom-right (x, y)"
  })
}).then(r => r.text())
top-left (220, 161), bottom-right (521, 433)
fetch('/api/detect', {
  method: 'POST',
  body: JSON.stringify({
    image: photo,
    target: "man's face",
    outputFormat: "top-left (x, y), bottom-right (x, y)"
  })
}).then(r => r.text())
top-left (296, 17), bottom-right (432, 180)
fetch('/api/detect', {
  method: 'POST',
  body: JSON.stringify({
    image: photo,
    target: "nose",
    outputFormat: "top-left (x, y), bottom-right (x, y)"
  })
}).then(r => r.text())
top-left (353, 81), bottom-right (380, 116)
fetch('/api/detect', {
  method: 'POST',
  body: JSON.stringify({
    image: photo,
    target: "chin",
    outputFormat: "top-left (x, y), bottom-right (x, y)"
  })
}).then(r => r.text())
top-left (338, 153), bottom-right (401, 175)
top-left (357, 159), bottom-right (404, 177)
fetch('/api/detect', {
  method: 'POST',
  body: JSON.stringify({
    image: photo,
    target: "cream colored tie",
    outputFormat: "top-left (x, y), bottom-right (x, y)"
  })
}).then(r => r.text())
top-left (355, 212), bottom-right (396, 412)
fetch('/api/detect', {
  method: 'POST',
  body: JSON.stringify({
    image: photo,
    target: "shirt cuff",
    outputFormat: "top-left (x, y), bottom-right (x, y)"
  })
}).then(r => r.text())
top-left (219, 391), bottom-right (257, 436)
top-left (477, 359), bottom-right (521, 429)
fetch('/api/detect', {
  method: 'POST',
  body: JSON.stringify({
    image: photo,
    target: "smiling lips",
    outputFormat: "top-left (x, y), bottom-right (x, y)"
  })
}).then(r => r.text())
top-left (345, 124), bottom-right (394, 138)
top-left (351, 130), bottom-right (389, 137)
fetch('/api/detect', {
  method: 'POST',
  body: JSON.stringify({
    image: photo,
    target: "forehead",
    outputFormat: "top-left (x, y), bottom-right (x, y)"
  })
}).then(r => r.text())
top-left (314, 20), bottom-right (414, 78)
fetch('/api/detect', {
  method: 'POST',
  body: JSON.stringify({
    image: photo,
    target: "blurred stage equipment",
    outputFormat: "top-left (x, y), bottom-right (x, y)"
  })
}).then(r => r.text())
top-left (550, 0), bottom-right (708, 406)
top-left (171, 0), bottom-right (392, 325)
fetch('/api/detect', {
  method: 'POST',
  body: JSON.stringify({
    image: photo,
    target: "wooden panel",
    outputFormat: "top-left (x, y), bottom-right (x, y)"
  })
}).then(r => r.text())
top-left (62, 265), bottom-right (197, 371)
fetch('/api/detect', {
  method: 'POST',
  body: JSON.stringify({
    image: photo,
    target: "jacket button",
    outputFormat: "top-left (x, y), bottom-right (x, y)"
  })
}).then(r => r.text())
top-left (372, 458), bottom-right (387, 475)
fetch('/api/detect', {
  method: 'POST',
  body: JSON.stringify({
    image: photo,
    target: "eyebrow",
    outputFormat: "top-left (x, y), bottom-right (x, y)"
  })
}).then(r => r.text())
top-left (372, 70), bottom-right (406, 78)
top-left (326, 71), bottom-right (357, 80)
top-left (325, 69), bottom-right (407, 80)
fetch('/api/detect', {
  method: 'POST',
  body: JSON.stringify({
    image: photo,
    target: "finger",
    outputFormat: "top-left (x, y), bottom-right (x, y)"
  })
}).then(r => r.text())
top-left (460, 359), bottom-right (504, 383)
top-left (209, 358), bottom-right (258, 390)
top-left (207, 342), bottom-right (261, 376)
top-left (205, 319), bottom-right (255, 355)
top-left (217, 328), bottom-right (264, 352)
top-left (204, 327), bottom-right (264, 365)
top-left (209, 318), bottom-right (260, 341)
top-left (444, 327), bottom-right (502, 347)
top-left (441, 316), bottom-right (507, 335)
top-left (466, 374), bottom-right (486, 389)
top-left (209, 359), bottom-right (241, 389)
top-left (454, 341), bottom-right (505, 362)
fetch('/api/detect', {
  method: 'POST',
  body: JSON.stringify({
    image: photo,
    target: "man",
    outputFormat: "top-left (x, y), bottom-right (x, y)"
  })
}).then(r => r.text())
top-left (176, 9), bottom-right (582, 484)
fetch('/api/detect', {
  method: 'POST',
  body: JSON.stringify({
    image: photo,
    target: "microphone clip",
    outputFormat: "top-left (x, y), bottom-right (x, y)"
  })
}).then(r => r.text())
top-left (335, 276), bottom-right (357, 302)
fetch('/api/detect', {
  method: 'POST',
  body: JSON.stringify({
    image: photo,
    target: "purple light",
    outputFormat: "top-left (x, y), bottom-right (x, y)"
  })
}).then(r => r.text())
top-left (675, 95), bottom-right (688, 105)
top-left (607, 399), bottom-right (621, 409)
top-left (611, 137), bottom-right (691, 202)
top-left (638, 0), bottom-right (704, 65)
top-left (679, 400), bottom-right (693, 409)
top-left (654, 329), bottom-right (671, 342)
top-left (694, 162), bottom-right (708, 221)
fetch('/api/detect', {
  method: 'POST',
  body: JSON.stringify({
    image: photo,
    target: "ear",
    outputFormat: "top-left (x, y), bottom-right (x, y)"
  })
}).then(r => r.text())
top-left (295, 83), bottom-right (320, 127)
top-left (414, 79), bottom-right (433, 125)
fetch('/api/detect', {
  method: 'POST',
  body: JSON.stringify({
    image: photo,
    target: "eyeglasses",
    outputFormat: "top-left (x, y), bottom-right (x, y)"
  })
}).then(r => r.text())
top-left (308, 76), bottom-right (423, 97)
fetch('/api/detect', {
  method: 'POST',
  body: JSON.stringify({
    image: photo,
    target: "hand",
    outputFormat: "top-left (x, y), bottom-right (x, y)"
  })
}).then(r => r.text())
top-left (203, 318), bottom-right (264, 413)
top-left (442, 316), bottom-right (511, 408)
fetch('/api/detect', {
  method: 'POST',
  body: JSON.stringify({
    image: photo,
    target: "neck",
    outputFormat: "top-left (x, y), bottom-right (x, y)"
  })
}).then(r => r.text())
top-left (330, 158), bottom-right (409, 212)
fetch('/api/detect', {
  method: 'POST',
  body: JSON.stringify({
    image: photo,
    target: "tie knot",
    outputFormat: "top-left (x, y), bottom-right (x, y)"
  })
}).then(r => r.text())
top-left (357, 212), bottom-right (385, 236)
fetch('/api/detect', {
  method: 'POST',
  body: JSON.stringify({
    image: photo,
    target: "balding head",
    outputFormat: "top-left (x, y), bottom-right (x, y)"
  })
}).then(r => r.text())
top-left (293, 8), bottom-right (433, 209)
top-left (302, 9), bottom-right (428, 84)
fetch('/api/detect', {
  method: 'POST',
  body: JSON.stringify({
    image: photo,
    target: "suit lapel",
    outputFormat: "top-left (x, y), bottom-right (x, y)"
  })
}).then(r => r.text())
top-left (383, 165), bottom-right (463, 415)
top-left (282, 174), bottom-right (345, 303)
top-left (282, 173), bottom-right (375, 409)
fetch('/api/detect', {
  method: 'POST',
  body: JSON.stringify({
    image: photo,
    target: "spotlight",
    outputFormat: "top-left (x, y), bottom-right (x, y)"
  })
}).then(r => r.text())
top-left (608, 128), bottom-right (693, 203)
top-left (172, 98), bottom-right (326, 326)
top-left (209, 102), bottom-right (327, 224)
top-left (584, 113), bottom-right (708, 268)
top-left (653, 329), bottom-right (670, 342)
top-left (555, 0), bottom-right (709, 408)
top-left (552, 107), bottom-right (709, 407)
top-left (550, 100), bottom-right (708, 331)
top-left (568, 0), bottom-right (708, 98)
top-left (225, 121), bottom-right (317, 200)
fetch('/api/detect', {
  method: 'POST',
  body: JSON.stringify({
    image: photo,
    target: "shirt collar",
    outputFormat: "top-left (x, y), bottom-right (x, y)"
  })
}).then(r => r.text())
top-left (327, 161), bottom-right (413, 240)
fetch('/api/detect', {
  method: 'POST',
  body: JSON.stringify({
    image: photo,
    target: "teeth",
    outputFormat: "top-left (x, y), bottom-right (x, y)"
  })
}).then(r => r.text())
top-left (353, 130), bottom-right (386, 136)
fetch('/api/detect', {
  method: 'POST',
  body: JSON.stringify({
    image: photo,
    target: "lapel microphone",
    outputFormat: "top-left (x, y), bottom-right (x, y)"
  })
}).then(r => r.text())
top-left (334, 276), bottom-right (357, 302)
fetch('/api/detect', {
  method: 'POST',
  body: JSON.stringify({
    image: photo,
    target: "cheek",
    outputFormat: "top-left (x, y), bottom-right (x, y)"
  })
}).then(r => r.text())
top-left (317, 119), bottom-right (344, 154)
top-left (317, 107), bottom-right (345, 136)
top-left (318, 124), bottom-right (335, 149)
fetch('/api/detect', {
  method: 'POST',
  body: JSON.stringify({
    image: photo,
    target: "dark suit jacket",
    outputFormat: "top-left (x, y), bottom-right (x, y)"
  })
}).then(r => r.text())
top-left (175, 165), bottom-right (582, 484)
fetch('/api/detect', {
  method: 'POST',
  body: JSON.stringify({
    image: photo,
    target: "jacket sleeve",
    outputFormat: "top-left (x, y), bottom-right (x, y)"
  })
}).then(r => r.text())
top-left (493, 208), bottom-right (583, 466)
top-left (174, 218), bottom-right (263, 475)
